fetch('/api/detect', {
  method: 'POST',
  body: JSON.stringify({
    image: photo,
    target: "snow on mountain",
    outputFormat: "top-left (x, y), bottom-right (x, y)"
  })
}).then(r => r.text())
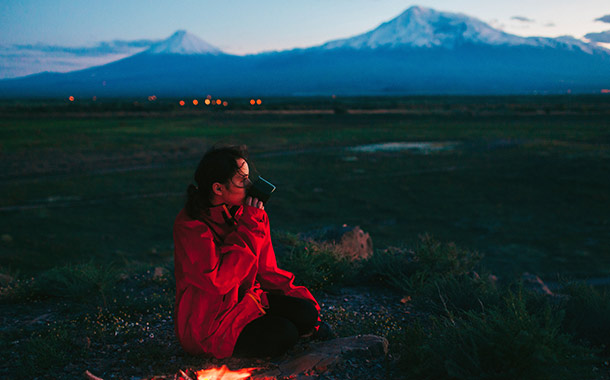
top-left (144, 30), bottom-right (222, 55)
top-left (320, 5), bottom-right (605, 53)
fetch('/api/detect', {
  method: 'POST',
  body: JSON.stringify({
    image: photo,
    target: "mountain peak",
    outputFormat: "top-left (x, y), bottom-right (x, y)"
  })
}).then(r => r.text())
top-left (145, 30), bottom-right (222, 55)
top-left (321, 5), bottom-right (528, 49)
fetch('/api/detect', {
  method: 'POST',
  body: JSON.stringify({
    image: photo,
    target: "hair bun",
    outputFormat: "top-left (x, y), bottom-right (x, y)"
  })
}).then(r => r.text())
top-left (187, 184), bottom-right (199, 197)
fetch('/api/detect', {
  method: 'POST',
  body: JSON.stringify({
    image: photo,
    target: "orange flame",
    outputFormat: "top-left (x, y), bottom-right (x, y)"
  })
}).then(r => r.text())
top-left (195, 365), bottom-right (258, 380)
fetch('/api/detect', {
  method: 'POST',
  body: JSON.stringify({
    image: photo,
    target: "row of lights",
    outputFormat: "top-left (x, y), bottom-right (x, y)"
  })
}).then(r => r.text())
top-left (179, 98), bottom-right (229, 106)
top-left (67, 95), bottom-right (264, 105)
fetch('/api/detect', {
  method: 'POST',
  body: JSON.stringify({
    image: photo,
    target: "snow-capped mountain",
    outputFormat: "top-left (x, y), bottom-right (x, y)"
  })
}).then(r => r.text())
top-left (144, 30), bottom-right (222, 55)
top-left (1, 6), bottom-right (609, 97)
top-left (320, 6), bottom-right (605, 54)
top-left (321, 6), bottom-right (526, 49)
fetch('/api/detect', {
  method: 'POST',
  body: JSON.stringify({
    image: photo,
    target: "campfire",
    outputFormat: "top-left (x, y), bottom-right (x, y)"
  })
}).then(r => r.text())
top-left (180, 365), bottom-right (258, 380)
top-left (86, 365), bottom-right (260, 380)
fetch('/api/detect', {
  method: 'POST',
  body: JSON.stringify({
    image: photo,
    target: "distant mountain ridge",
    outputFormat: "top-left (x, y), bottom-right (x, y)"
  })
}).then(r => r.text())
top-left (1, 5), bottom-right (609, 97)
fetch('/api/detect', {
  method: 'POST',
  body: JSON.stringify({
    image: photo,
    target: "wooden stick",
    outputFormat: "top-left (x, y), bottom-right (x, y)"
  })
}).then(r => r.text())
top-left (84, 370), bottom-right (104, 380)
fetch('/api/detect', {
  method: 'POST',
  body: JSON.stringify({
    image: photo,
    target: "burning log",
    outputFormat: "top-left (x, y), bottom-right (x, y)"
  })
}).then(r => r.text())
top-left (179, 365), bottom-right (259, 380)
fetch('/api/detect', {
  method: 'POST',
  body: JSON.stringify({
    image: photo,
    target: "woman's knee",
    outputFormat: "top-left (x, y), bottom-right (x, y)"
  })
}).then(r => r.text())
top-left (234, 315), bottom-right (298, 357)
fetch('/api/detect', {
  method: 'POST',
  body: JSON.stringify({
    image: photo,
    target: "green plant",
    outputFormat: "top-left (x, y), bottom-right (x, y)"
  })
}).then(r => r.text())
top-left (32, 261), bottom-right (119, 307)
top-left (398, 289), bottom-right (596, 380)
top-left (278, 239), bottom-right (357, 292)
top-left (367, 235), bottom-right (482, 294)
top-left (19, 325), bottom-right (85, 375)
top-left (561, 282), bottom-right (610, 354)
top-left (415, 273), bottom-right (501, 318)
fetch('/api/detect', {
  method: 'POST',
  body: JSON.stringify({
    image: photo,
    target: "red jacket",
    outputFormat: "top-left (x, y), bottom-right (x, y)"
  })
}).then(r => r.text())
top-left (173, 204), bottom-right (319, 358)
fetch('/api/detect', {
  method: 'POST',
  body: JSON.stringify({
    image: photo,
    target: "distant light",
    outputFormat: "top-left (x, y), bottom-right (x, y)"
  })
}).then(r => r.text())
top-left (602, 89), bottom-right (610, 94)
top-left (179, 100), bottom-right (185, 106)
top-left (148, 95), bottom-right (157, 101)
top-left (249, 99), bottom-right (255, 105)
top-left (332, 94), bottom-right (336, 99)
top-left (68, 96), bottom-right (75, 102)
top-left (206, 95), bottom-right (212, 99)
top-left (256, 99), bottom-right (262, 105)
top-left (204, 99), bottom-right (211, 105)
top-left (92, 96), bottom-right (97, 101)
top-left (193, 99), bottom-right (199, 106)
top-left (216, 99), bottom-right (222, 105)
top-left (223, 101), bottom-right (228, 107)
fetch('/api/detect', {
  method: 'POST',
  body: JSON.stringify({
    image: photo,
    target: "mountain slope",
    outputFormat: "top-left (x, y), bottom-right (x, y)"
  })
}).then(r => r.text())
top-left (1, 6), bottom-right (609, 97)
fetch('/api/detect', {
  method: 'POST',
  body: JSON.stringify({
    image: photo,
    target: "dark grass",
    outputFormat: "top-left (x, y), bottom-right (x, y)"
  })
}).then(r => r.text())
top-left (3, 233), bottom-right (609, 379)
top-left (1, 97), bottom-right (609, 280)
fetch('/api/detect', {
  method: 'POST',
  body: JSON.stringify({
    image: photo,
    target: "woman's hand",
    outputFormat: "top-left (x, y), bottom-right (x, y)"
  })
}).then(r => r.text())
top-left (245, 196), bottom-right (264, 210)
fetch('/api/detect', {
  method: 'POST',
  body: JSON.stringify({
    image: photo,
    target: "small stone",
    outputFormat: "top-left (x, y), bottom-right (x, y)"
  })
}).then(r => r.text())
top-left (153, 267), bottom-right (167, 280)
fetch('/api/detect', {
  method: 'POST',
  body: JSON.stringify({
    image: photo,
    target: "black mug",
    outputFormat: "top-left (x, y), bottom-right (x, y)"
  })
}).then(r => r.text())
top-left (247, 176), bottom-right (276, 204)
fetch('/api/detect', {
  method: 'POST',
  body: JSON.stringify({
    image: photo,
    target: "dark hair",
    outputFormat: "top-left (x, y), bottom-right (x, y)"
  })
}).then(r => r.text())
top-left (185, 145), bottom-right (248, 219)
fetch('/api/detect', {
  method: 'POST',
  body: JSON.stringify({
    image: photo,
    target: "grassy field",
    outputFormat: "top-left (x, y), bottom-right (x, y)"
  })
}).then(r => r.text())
top-left (1, 96), bottom-right (609, 279)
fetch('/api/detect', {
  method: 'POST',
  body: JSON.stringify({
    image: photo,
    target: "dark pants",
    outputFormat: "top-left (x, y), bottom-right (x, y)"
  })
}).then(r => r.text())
top-left (233, 293), bottom-right (318, 358)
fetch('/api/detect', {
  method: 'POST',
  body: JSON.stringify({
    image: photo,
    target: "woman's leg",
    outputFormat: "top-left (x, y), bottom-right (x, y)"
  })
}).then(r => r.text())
top-left (265, 293), bottom-right (319, 336)
top-left (233, 315), bottom-right (299, 358)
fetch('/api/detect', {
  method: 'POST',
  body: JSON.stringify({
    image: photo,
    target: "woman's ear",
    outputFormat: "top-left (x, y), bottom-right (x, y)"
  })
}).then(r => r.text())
top-left (211, 182), bottom-right (224, 197)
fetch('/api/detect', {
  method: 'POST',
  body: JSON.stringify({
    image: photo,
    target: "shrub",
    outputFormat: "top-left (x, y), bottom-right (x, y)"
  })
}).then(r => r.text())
top-left (32, 261), bottom-right (119, 306)
top-left (276, 238), bottom-right (358, 292)
top-left (561, 282), bottom-right (610, 354)
top-left (367, 234), bottom-right (482, 294)
top-left (399, 289), bottom-right (596, 380)
top-left (415, 273), bottom-right (502, 318)
top-left (18, 325), bottom-right (84, 375)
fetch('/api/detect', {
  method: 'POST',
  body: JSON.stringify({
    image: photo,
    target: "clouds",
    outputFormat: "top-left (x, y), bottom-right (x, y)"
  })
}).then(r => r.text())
top-left (503, 15), bottom-right (555, 31)
top-left (585, 30), bottom-right (610, 43)
top-left (511, 16), bottom-right (534, 23)
top-left (0, 39), bottom-right (158, 79)
top-left (595, 15), bottom-right (610, 23)
top-left (586, 14), bottom-right (610, 43)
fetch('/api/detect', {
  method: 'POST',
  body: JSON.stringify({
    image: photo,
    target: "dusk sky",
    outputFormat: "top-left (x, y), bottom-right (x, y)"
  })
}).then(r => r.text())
top-left (2, 0), bottom-right (609, 54)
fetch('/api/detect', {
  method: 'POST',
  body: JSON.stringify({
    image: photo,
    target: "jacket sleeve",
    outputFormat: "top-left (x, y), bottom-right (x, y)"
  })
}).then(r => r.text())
top-left (255, 216), bottom-right (320, 310)
top-left (174, 207), bottom-right (267, 296)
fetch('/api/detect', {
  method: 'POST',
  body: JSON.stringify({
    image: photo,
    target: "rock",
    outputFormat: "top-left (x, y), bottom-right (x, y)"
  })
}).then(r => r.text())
top-left (301, 225), bottom-right (373, 261)
top-left (254, 335), bottom-right (388, 379)
top-left (152, 266), bottom-right (167, 281)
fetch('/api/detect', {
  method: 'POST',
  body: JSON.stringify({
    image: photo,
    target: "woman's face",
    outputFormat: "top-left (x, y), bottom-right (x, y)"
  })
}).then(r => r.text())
top-left (220, 158), bottom-right (251, 206)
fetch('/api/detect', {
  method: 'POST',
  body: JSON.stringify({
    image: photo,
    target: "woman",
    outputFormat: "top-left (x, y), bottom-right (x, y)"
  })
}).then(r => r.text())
top-left (173, 145), bottom-right (321, 358)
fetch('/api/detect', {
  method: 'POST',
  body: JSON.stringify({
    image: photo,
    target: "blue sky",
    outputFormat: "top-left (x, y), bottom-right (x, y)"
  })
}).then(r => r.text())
top-left (1, 0), bottom-right (609, 54)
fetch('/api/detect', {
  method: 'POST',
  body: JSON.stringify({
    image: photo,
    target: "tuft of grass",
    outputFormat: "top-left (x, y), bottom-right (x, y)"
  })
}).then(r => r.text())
top-left (366, 234), bottom-right (482, 294)
top-left (561, 282), bottom-right (610, 354)
top-left (276, 237), bottom-right (358, 293)
top-left (32, 261), bottom-right (119, 307)
top-left (414, 273), bottom-right (502, 318)
top-left (399, 289), bottom-right (597, 380)
top-left (18, 325), bottom-right (86, 375)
